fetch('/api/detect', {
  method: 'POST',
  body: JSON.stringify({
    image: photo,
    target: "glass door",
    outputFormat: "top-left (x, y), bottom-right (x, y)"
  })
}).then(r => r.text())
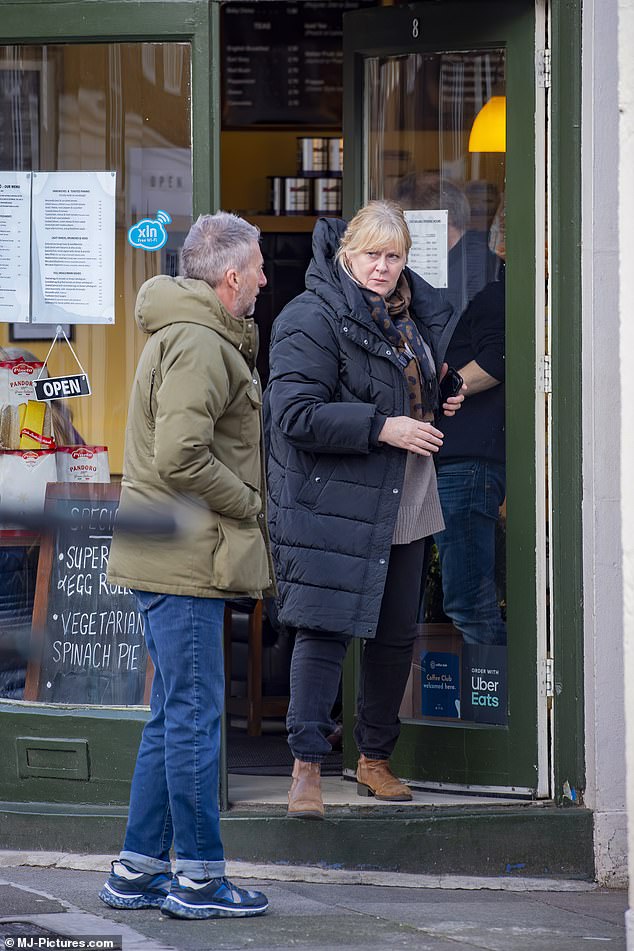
top-left (342, 0), bottom-right (548, 794)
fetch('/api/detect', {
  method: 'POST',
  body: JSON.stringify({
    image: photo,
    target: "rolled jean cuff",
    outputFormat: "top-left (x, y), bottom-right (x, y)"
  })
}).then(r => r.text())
top-left (119, 850), bottom-right (171, 875)
top-left (175, 859), bottom-right (226, 879)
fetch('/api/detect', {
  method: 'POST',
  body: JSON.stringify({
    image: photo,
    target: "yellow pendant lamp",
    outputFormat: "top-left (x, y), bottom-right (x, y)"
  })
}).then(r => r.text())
top-left (468, 95), bottom-right (506, 152)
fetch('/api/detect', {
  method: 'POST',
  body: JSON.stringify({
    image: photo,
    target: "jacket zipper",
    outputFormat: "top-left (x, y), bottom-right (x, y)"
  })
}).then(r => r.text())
top-left (148, 367), bottom-right (156, 417)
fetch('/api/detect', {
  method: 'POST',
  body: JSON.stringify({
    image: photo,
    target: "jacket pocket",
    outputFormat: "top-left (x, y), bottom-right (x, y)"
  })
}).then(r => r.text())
top-left (212, 516), bottom-right (270, 592)
top-left (295, 457), bottom-right (336, 508)
top-left (240, 384), bottom-right (262, 447)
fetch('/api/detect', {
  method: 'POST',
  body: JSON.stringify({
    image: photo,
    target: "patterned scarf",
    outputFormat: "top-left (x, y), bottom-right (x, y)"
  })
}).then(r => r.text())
top-left (361, 273), bottom-right (438, 419)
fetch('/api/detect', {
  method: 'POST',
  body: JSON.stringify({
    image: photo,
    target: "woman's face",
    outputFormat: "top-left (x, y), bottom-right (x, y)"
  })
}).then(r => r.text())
top-left (345, 245), bottom-right (406, 298)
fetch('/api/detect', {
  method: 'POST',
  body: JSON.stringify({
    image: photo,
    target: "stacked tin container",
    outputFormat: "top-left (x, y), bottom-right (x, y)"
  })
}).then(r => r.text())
top-left (268, 136), bottom-right (343, 216)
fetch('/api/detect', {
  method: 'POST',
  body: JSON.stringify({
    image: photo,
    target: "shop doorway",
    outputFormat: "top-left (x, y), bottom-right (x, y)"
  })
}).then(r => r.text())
top-left (225, 0), bottom-right (551, 805)
top-left (339, 0), bottom-right (550, 796)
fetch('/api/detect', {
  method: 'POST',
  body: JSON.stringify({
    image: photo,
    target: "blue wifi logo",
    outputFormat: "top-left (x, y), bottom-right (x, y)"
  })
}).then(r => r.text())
top-left (128, 210), bottom-right (172, 251)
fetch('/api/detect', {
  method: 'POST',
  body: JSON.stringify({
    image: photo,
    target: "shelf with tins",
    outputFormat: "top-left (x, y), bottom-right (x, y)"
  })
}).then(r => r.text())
top-left (221, 131), bottom-right (343, 230)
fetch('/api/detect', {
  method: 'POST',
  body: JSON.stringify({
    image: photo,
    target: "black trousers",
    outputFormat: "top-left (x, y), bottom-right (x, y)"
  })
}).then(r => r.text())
top-left (286, 538), bottom-right (426, 763)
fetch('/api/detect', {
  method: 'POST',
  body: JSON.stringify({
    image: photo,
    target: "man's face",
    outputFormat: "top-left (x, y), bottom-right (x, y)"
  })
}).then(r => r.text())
top-left (234, 243), bottom-right (267, 318)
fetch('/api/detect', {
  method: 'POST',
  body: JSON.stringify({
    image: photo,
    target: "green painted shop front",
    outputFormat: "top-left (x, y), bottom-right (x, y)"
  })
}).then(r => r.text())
top-left (0, 0), bottom-right (590, 877)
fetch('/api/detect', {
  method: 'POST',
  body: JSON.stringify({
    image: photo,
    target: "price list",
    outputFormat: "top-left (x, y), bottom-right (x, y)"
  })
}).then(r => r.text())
top-left (222, 1), bottom-right (377, 127)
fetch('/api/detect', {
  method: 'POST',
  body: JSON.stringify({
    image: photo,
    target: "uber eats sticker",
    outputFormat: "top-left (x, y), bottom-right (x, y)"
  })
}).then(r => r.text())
top-left (461, 644), bottom-right (508, 725)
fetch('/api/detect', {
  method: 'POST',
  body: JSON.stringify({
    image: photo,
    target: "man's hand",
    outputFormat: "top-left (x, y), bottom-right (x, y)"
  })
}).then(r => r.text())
top-left (442, 391), bottom-right (466, 416)
top-left (439, 362), bottom-right (467, 417)
top-left (378, 416), bottom-right (444, 456)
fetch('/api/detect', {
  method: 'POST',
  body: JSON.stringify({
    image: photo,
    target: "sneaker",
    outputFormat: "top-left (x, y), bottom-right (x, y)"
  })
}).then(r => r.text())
top-left (161, 875), bottom-right (268, 919)
top-left (98, 860), bottom-right (172, 910)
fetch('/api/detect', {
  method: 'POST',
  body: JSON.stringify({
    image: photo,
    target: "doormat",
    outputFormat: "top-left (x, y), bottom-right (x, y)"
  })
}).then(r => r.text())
top-left (227, 730), bottom-right (342, 777)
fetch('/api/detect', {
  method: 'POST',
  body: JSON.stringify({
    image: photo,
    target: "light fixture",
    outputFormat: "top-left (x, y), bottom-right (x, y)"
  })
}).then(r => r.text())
top-left (468, 95), bottom-right (506, 153)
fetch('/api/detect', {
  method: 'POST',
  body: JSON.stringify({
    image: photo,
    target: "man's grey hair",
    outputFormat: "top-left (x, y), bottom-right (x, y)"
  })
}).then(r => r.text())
top-left (180, 212), bottom-right (261, 287)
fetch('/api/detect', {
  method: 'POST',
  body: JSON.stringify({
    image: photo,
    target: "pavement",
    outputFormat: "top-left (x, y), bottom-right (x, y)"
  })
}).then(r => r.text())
top-left (0, 851), bottom-right (627, 951)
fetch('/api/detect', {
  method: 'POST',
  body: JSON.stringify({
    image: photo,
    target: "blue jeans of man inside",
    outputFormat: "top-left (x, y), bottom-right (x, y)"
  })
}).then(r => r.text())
top-left (120, 591), bottom-right (226, 880)
top-left (434, 459), bottom-right (506, 646)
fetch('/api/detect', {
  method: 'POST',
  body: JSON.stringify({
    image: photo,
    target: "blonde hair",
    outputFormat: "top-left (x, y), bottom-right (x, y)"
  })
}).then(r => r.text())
top-left (336, 200), bottom-right (412, 265)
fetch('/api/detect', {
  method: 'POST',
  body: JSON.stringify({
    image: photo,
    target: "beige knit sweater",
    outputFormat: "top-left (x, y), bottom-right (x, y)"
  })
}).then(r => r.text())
top-left (392, 337), bottom-right (445, 545)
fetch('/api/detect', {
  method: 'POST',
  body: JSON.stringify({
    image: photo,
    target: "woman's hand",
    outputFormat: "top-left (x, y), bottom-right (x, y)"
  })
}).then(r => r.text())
top-left (378, 416), bottom-right (444, 456)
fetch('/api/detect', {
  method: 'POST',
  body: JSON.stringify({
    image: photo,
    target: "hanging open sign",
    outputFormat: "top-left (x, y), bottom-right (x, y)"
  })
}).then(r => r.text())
top-left (33, 373), bottom-right (91, 401)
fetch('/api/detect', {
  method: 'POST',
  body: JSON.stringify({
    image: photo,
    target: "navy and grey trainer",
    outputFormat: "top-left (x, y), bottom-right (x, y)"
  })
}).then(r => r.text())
top-left (98, 860), bottom-right (171, 910)
top-left (161, 875), bottom-right (268, 919)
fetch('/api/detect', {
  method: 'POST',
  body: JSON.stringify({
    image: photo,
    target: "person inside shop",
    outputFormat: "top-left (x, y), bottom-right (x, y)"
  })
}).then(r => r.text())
top-left (394, 173), bottom-right (500, 316)
top-left (433, 269), bottom-right (507, 648)
top-left (100, 212), bottom-right (271, 920)
top-left (393, 177), bottom-right (507, 648)
top-left (265, 200), bottom-right (465, 819)
top-left (0, 346), bottom-right (84, 701)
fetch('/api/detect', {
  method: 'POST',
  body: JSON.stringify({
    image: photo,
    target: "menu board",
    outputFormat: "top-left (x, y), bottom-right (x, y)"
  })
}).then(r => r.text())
top-left (25, 483), bottom-right (152, 706)
top-left (222, 1), bottom-right (377, 127)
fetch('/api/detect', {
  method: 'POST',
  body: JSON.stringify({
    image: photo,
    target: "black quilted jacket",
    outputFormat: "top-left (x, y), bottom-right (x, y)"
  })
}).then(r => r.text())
top-left (265, 218), bottom-right (458, 638)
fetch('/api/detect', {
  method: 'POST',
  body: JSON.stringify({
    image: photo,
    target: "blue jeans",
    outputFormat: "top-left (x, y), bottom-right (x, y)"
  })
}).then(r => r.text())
top-left (120, 592), bottom-right (226, 880)
top-left (435, 459), bottom-right (506, 646)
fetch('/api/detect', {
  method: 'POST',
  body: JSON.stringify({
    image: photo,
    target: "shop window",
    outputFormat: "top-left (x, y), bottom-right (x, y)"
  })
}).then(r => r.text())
top-left (0, 42), bottom-right (192, 705)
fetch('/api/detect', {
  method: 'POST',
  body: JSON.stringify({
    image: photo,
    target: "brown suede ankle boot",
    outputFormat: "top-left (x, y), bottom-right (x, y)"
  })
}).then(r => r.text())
top-left (287, 759), bottom-right (324, 819)
top-left (356, 754), bottom-right (413, 801)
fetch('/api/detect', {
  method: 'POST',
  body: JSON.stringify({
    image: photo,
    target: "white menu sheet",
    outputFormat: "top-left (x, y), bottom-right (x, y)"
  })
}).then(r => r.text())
top-left (404, 209), bottom-right (448, 288)
top-left (31, 171), bottom-right (116, 324)
top-left (0, 172), bottom-right (31, 322)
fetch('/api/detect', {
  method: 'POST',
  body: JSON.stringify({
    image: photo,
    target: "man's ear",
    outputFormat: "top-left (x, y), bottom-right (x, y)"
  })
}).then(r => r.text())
top-left (225, 267), bottom-right (239, 291)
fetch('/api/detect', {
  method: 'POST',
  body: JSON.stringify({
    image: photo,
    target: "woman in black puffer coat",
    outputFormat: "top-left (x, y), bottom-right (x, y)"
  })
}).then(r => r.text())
top-left (266, 201), bottom-right (463, 818)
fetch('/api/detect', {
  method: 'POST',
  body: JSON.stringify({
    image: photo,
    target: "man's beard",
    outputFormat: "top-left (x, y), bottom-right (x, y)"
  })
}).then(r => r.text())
top-left (235, 291), bottom-right (256, 318)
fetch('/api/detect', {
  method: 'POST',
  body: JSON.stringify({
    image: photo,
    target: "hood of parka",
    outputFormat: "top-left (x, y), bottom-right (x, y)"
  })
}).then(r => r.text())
top-left (305, 217), bottom-right (350, 316)
top-left (134, 274), bottom-right (254, 354)
top-left (304, 216), bottom-right (457, 370)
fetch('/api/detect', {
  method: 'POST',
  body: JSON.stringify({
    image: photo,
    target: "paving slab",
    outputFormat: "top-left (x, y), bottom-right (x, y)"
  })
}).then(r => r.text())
top-left (0, 860), bottom-right (626, 951)
top-left (0, 882), bottom-right (67, 915)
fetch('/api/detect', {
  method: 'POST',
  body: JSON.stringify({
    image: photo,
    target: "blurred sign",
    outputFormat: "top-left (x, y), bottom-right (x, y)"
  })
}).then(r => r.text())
top-left (24, 483), bottom-right (152, 706)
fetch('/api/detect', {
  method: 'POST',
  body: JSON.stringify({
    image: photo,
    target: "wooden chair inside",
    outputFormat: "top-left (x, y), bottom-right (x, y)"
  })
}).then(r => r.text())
top-left (223, 599), bottom-right (289, 737)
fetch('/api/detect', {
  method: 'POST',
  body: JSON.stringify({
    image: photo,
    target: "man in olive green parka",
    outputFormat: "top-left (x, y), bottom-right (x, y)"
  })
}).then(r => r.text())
top-left (100, 213), bottom-right (272, 921)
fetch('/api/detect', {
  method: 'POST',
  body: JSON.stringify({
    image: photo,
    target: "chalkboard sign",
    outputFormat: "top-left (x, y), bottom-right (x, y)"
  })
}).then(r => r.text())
top-left (24, 483), bottom-right (152, 705)
top-left (221, 0), bottom-right (377, 128)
